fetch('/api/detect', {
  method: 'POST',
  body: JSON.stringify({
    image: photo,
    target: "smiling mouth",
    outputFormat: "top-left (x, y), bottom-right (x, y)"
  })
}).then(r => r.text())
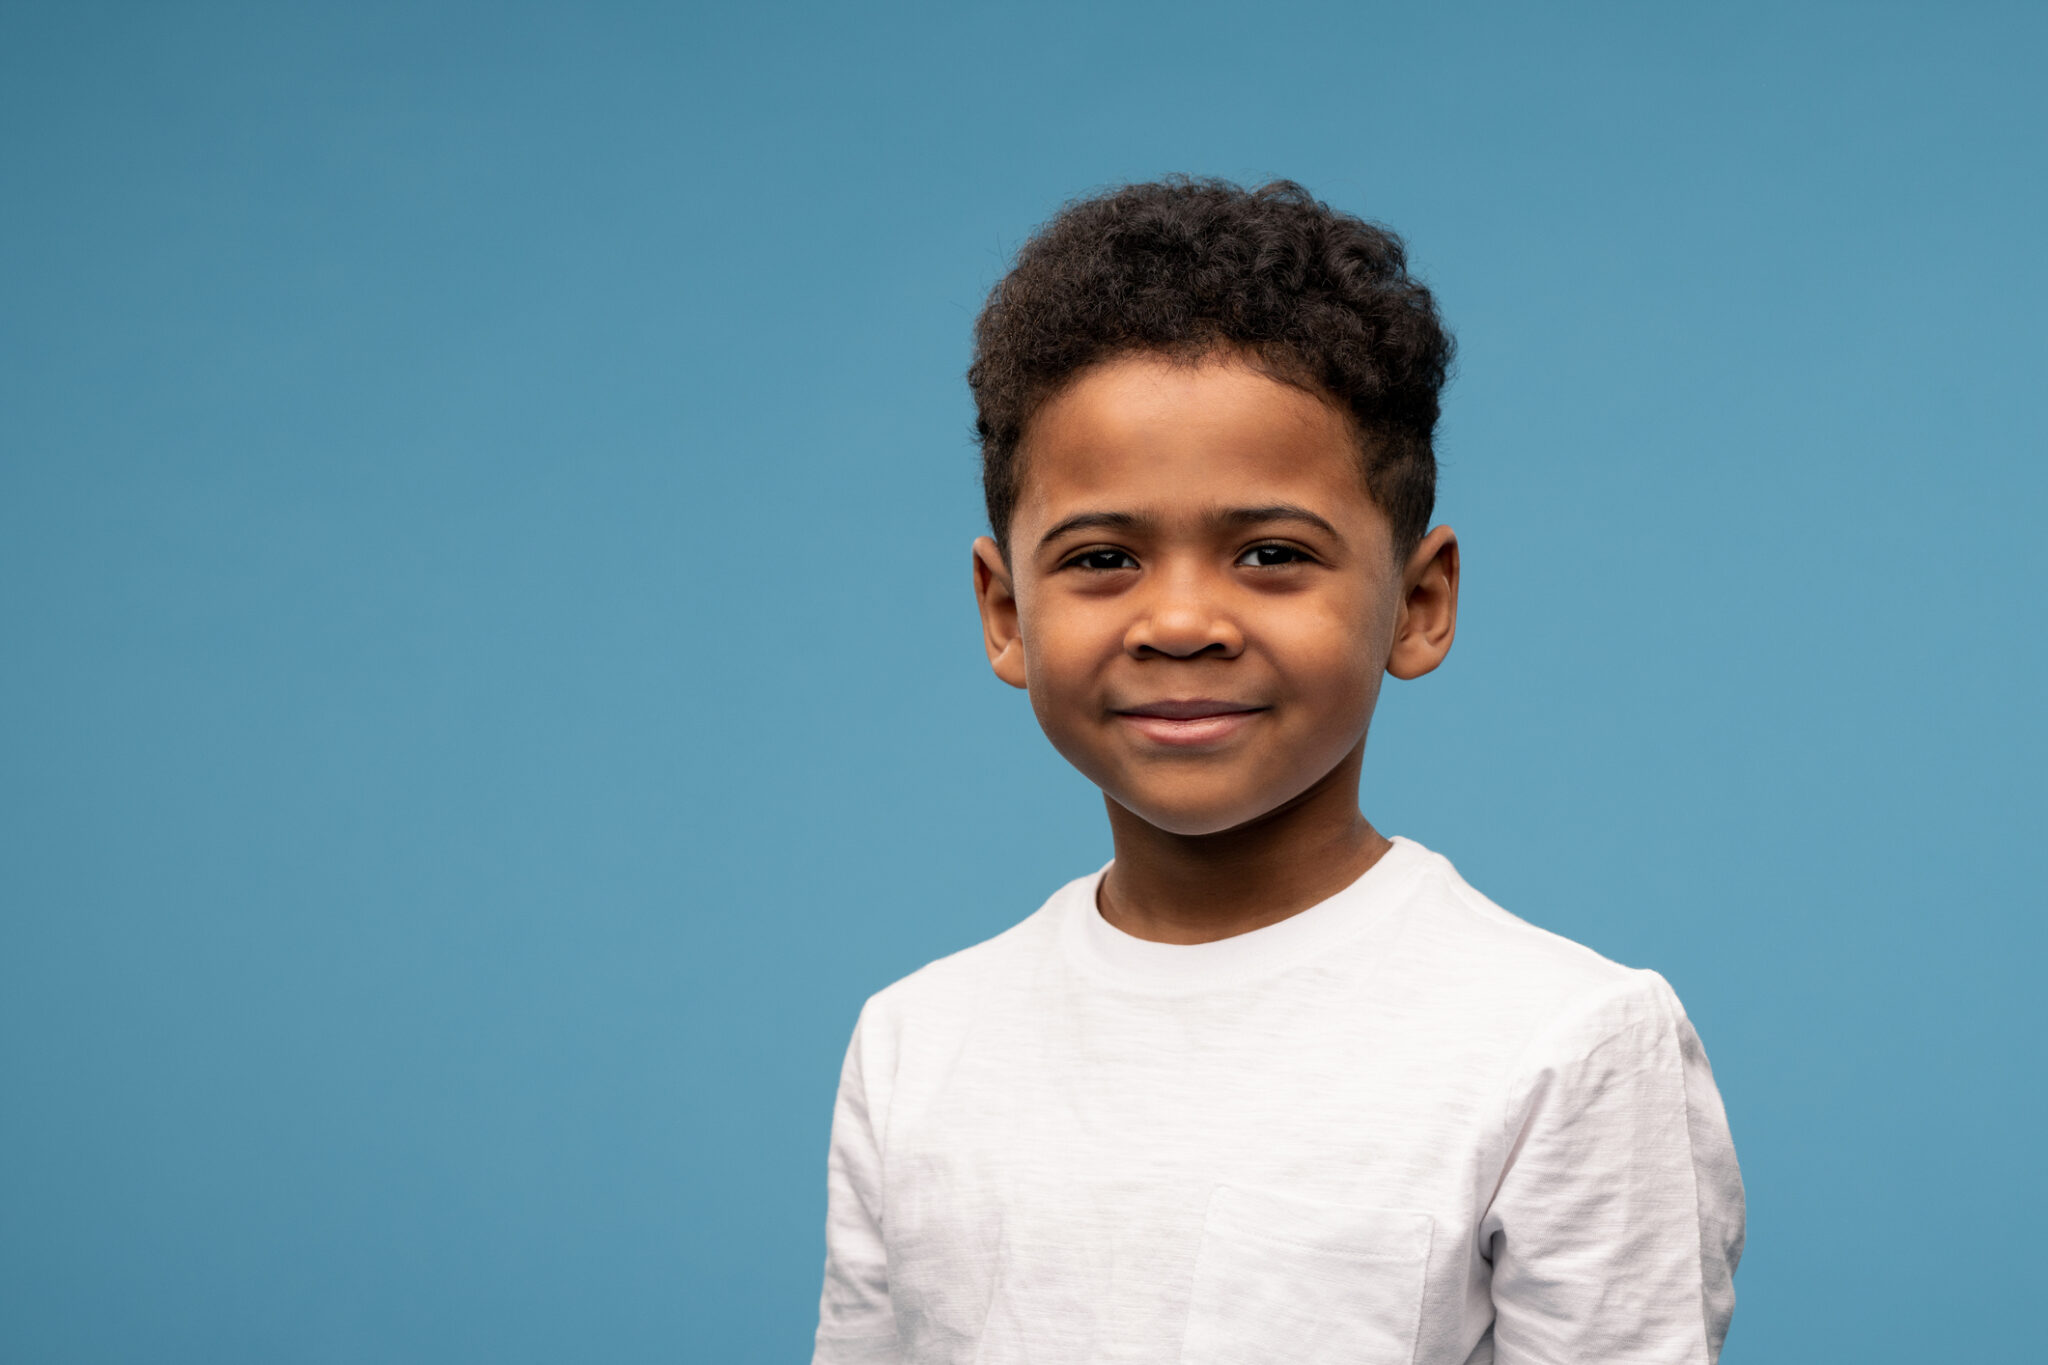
top-left (1112, 700), bottom-right (1267, 747)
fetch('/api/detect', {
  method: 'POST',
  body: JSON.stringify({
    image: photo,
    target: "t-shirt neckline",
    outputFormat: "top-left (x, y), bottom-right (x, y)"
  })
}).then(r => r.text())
top-left (1058, 835), bottom-right (1429, 992)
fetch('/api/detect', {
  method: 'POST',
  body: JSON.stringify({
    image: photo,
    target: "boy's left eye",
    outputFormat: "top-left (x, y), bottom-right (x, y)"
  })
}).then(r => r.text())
top-left (1237, 543), bottom-right (1311, 568)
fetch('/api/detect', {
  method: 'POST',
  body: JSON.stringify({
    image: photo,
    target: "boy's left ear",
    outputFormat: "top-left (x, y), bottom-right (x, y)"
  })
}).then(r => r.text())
top-left (972, 536), bottom-right (1030, 690)
top-left (1387, 525), bottom-right (1459, 680)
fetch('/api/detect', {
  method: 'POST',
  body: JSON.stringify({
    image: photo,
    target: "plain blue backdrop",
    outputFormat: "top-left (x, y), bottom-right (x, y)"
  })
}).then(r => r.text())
top-left (3, 2), bottom-right (2043, 1360)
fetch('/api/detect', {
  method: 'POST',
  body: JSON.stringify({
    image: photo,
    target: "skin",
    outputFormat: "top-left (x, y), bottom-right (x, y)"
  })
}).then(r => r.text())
top-left (972, 350), bottom-right (1460, 945)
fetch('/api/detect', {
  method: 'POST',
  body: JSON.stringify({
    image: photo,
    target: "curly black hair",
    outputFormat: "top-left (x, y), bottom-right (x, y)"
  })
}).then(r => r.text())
top-left (969, 178), bottom-right (1453, 559)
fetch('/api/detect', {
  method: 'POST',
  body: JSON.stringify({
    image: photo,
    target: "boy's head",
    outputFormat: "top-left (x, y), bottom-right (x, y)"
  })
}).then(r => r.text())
top-left (968, 179), bottom-right (1460, 838)
top-left (969, 177), bottom-right (1452, 564)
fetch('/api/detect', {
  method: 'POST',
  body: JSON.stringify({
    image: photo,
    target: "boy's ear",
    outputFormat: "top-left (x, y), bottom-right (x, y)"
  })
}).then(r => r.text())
top-left (972, 536), bottom-right (1030, 690)
top-left (1387, 525), bottom-right (1459, 681)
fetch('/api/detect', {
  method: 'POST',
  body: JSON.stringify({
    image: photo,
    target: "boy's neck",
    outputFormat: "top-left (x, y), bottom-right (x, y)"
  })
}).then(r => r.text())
top-left (1095, 744), bottom-right (1390, 945)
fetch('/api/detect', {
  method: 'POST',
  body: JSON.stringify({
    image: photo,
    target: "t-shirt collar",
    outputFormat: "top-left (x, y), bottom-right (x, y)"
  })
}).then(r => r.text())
top-left (1059, 835), bottom-right (1427, 992)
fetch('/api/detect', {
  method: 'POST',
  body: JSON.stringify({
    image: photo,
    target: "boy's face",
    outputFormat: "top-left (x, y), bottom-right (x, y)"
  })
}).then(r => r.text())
top-left (973, 350), bottom-right (1459, 838)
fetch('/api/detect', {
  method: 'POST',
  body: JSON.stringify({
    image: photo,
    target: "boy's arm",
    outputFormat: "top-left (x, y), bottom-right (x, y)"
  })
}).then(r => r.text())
top-left (1481, 970), bottom-right (1746, 1365)
top-left (813, 1007), bottom-right (901, 1365)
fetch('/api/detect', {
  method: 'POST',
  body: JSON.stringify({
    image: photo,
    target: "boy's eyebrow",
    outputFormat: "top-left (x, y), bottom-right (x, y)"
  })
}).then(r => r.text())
top-left (1036, 510), bottom-right (1146, 549)
top-left (1216, 504), bottom-right (1345, 541)
top-left (1037, 504), bottom-right (1346, 551)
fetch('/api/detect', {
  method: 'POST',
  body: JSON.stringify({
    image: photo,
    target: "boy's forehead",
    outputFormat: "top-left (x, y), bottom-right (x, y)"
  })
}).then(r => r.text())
top-left (1014, 353), bottom-right (1375, 524)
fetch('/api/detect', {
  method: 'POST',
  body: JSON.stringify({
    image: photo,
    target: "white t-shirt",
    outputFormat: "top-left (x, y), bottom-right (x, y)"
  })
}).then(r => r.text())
top-left (813, 837), bottom-right (1744, 1365)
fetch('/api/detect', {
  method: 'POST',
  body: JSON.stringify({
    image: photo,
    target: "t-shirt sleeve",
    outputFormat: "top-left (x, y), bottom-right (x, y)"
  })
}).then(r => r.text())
top-left (813, 1006), bottom-right (903, 1365)
top-left (1481, 969), bottom-right (1746, 1365)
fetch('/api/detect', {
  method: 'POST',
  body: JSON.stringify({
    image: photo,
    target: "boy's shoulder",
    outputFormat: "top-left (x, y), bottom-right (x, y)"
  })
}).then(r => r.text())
top-left (1398, 840), bottom-right (1643, 991)
top-left (858, 874), bottom-right (1081, 1029)
top-left (1393, 840), bottom-right (1685, 1044)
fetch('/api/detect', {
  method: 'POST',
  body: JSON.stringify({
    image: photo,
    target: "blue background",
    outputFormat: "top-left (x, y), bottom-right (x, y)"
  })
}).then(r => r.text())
top-left (3, 2), bottom-right (2042, 1360)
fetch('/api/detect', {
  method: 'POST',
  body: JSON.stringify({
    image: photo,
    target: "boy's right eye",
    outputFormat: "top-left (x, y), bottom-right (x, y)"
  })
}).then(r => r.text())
top-left (1065, 548), bottom-right (1139, 571)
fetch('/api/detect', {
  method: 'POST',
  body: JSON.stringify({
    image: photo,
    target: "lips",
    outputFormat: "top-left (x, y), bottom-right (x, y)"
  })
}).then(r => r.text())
top-left (1113, 699), bottom-right (1266, 747)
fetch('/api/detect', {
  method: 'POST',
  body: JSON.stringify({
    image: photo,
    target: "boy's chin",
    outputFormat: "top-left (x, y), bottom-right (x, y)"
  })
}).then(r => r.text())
top-left (1106, 787), bottom-right (1293, 839)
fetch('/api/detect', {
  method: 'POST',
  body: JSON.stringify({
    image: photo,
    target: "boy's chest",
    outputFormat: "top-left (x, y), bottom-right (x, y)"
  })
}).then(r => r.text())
top-left (875, 988), bottom-right (1502, 1364)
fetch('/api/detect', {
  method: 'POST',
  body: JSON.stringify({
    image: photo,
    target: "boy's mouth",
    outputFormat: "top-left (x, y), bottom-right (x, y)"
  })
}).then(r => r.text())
top-left (1112, 699), bottom-right (1267, 747)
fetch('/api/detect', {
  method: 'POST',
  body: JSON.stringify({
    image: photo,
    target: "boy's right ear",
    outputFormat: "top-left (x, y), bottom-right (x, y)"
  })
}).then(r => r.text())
top-left (972, 537), bottom-right (1030, 691)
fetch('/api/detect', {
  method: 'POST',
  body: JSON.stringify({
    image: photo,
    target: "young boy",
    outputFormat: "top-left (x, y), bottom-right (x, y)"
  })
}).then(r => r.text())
top-left (813, 179), bottom-right (1744, 1365)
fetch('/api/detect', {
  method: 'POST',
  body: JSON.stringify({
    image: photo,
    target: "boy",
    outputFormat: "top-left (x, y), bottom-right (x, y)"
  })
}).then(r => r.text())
top-left (813, 179), bottom-right (1744, 1365)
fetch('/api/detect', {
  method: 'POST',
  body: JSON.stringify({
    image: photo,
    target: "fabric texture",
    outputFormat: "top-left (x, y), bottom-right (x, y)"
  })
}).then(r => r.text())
top-left (813, 837), bottom-right (1744, 1365)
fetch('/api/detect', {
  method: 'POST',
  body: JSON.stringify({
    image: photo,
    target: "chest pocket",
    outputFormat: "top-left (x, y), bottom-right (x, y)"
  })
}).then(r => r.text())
top-left (1178, 1185), bottom-right (1434, 1365)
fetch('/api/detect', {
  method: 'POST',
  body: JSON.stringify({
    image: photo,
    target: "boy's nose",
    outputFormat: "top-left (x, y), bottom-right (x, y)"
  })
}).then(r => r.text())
top-left (1124, 574), bottom-right (1244, 660)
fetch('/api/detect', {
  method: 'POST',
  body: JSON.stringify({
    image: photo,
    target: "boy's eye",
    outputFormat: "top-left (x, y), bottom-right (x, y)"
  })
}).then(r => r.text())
top-left (1237, 543), bottom-right (1311, 568)
top-left (1067, 548), bottom-right (1139, 571)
